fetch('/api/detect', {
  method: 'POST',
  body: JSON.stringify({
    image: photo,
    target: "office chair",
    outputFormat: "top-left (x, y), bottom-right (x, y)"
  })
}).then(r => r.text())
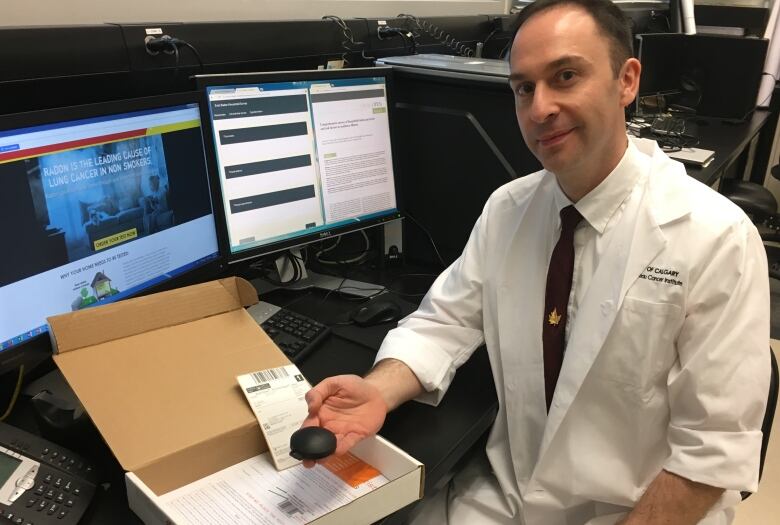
top-left (742, 346), bottom-right (779, 500)
top-left (720, 164), bottom-right (780, 279)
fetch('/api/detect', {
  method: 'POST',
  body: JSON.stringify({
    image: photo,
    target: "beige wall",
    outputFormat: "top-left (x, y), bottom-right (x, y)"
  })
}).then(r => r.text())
top-left (2, 0), bottom-right (507, 26)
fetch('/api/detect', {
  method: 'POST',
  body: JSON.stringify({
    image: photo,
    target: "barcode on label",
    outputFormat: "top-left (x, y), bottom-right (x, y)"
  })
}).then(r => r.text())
top-left (278, 498), bottom-right (302, 516)
top-left (251, 367), bottom-right (290, 384)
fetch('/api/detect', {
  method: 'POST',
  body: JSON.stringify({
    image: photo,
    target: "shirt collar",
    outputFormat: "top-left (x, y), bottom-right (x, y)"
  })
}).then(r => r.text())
top-left (551, 139), bottom-right (643, 234)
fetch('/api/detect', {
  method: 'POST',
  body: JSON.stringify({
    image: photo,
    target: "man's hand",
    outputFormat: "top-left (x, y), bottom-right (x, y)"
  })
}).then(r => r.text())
top-left (301, 374), bottom-right (387, 466)
top-left (300, 359), bottom-right (424, 467)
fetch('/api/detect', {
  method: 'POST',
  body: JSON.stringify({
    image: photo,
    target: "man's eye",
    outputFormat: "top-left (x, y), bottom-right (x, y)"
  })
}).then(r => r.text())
top-left (558, 70), bottom-right (577, 82)
top-left (515, 83), bottom-right (534, 96)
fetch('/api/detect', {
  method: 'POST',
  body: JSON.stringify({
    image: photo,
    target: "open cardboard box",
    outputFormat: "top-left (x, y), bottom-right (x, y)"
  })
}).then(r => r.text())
top-left (47, 277), bottom-right (423, 524)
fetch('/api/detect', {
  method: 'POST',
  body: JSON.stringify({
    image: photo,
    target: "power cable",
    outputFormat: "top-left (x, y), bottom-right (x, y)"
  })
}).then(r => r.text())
top-left (403, 212), bottom-right (448, 269)
top-left (398, 14), bottom-right (475, 57)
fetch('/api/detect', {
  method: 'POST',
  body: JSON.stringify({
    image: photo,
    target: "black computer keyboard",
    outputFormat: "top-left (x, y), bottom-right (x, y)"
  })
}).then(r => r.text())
top-left (248, 302), bottom-right (331, 362)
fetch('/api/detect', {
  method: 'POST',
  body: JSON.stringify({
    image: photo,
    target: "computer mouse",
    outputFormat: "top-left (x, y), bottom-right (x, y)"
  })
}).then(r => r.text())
top-left (289, 426), bottom-right (337, 461)
top-left (350, 300), bottom-right (402, 327)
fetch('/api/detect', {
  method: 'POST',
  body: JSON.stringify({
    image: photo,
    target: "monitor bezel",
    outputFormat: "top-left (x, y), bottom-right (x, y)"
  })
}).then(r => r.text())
top-left (196, 67), bottom-right (404, 266)
top-left (0, 92), bottom-right (225, 374)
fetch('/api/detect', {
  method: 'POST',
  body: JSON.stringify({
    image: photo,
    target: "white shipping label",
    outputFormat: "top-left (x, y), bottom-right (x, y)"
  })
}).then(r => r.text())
top-left (237, 365), bottom-right (311, 471)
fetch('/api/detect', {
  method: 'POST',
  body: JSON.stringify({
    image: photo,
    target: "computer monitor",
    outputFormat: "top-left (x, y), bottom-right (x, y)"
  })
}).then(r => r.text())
top-left (636, 33), bottom-right (768, 120)
top-left (197, 67), bottom-right (402, 266)
top-left (0, 93), bottom-right (222, 374)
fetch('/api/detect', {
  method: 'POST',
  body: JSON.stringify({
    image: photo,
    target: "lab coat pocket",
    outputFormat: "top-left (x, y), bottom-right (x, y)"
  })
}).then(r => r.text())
top-left (593, 296), bottom-right (681, 403)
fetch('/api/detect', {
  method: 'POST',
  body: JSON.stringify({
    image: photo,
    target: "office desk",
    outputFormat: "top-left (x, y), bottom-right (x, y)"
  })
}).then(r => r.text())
top-left (679, 110), bottom-right (771, 186)
top-left (5, 279), bottom-right (498, 525)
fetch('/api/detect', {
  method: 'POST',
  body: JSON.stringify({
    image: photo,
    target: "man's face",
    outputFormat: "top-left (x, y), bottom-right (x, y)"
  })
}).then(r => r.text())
top-left (509, 6), bottom-right (635, 178)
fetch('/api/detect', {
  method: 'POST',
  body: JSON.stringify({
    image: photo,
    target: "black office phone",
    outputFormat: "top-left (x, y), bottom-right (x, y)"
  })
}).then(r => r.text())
top-left (0, 421), bottom-right (98, 525)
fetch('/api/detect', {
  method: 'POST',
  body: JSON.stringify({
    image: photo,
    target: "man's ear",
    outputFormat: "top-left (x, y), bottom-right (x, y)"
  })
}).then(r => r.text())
top-left (619, 58), bottom-right (642, 108)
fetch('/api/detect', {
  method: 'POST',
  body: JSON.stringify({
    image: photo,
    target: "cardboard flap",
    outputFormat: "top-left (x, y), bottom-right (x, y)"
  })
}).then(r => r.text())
top-left (49, 277), bottom-right (289, 480)
top-left (218, 276), bottom-right (261, 309)
top-left (133, 422), bottom-right (266, 495)
top-left (48, 277), bottom-right (258, 354)
top-left (53, 308), bottom-right (288, 474)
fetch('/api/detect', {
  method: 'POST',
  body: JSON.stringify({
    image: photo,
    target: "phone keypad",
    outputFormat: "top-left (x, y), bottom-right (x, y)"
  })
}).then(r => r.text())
top-left (9, 473), bottom-right (82, 523)
top-left (0, 421), bottom-right (95, 525)
top-left (8, 436), bottom-right (97, 484)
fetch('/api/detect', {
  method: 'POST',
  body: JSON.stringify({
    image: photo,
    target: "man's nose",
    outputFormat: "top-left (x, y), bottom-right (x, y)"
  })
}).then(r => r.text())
top-left (528, 84), bottom-right (558, 124)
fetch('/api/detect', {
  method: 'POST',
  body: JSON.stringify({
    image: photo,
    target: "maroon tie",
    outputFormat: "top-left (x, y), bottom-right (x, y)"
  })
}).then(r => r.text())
top-left (543, 205), bottom-right (582, 411)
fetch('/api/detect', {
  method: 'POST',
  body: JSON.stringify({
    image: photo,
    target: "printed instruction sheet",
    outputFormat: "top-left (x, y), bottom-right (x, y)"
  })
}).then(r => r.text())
top-left (159, 451), bottom-right (388, 524)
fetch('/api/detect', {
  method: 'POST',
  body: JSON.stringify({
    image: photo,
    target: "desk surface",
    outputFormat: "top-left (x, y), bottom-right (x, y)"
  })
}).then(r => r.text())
top-left (677, 110), bottom-right (771, 186)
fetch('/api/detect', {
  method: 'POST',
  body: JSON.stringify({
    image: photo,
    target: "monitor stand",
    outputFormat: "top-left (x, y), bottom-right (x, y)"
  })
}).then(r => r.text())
top-left (251, 248), bottom-right (385, 299)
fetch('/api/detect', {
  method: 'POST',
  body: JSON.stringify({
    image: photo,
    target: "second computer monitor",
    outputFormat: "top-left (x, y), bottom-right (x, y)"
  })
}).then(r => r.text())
top-left (198, 67), bottom-right (402, 264)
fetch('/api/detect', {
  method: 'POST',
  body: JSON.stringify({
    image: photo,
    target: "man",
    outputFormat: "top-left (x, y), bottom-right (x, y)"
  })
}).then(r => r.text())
top-left (142, 174), bottom-right (170, 234)
top-left (303, 1), bottom-right (771, 523)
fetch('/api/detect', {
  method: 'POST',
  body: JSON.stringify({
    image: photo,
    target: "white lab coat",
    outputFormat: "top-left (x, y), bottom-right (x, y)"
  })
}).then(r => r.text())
top-left (376, 138), bottom-right (770, 525)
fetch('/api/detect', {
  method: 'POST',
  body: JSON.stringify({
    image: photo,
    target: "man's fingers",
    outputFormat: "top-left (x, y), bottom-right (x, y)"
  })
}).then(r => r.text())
top-left (334, 431), bottom-right (365, 457)
top-left (305, 388), bottom-right (323, 415)
top-left (301, 413), bottom-right (320, 428)
top-left (305, 376), bottom-right (347, 413)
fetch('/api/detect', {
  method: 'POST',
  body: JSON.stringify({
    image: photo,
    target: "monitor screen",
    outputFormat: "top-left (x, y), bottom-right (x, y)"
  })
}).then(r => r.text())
top-left (199, 67), bottom-right (401, 264)
top-left (0, 94), bottom-right (221, 359)
top-left (636, 33), bottom-right (768, 120)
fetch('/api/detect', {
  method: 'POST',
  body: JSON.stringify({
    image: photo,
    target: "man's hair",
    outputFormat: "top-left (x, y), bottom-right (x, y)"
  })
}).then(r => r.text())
top-left (512, 0), bottom-right (633, 77)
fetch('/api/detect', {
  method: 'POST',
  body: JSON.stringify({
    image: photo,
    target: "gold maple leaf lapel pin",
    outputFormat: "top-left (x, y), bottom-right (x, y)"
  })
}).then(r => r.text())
top-left (548, 308), bottom-right (562, 326)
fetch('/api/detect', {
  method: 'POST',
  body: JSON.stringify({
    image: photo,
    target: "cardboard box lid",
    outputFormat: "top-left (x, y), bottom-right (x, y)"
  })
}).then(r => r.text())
top-left (48, 277), bottom-right (290, 479)
top-left (48, 277), bottom-right (258, 354)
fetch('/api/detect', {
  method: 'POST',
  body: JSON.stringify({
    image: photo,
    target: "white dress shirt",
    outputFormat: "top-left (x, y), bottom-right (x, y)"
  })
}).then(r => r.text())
top-left (555, 140), bottom-right (643, 344)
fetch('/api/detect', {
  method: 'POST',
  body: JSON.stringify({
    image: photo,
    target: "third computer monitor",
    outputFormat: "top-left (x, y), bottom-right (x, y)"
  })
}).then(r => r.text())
top-left (198, 67), bottom-right (402, 264)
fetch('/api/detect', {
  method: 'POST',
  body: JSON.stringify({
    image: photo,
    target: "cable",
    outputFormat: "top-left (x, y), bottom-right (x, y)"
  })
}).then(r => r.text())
top-left (144, 35), bottom-right (205, 76)
top-left (403, 212), bottom-right (448, 269)
top-left (319, 276), bottom-right (348, 306)
top-left (180, 42), bottom-right (205, 72)
top-left (288, 250), bottom-right (306, 279)
top-left (642, 114), bottom-right (700, 152)
top-left (0, 365), bottom-right (24, 422)
top-left (377, 26), bottom-right (418, 54)
top-left (337, 285), bottom-right (387, 298)
top-left (315, 230), bottom-right (371, 265)
top-left (398, 14), bottom-right (475, 57)
top-left (735, 73), bottom-right (778, 122)
top-left (322, 15), bottom-right (375, 66)
top-left (499, 39), bottom-right (512, 60)
top-left (317, 236), bottom-right (342, 256)
top-left (317, 277), bottom-right (388, 327)
top-left (249, 250), bottom-right (304, 286)
top-left (172, 45), bottom-right (181, 79)
top-left (482, 28), bottom-right (498, 49)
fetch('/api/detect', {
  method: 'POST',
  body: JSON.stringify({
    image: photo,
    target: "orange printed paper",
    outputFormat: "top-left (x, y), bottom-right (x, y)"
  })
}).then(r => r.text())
top-left (321, 453), bottom-right (382, 488)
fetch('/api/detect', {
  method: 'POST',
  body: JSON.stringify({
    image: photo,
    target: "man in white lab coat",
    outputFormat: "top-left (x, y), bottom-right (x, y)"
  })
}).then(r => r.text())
top-left (302, 0), bottom-right (771, 523)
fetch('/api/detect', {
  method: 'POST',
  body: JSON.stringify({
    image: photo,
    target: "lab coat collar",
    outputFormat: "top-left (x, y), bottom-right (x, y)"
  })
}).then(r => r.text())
top-left (514, 137), bottom-right (691, 229)
top-left (633, 137), bottom-right (695, 227)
